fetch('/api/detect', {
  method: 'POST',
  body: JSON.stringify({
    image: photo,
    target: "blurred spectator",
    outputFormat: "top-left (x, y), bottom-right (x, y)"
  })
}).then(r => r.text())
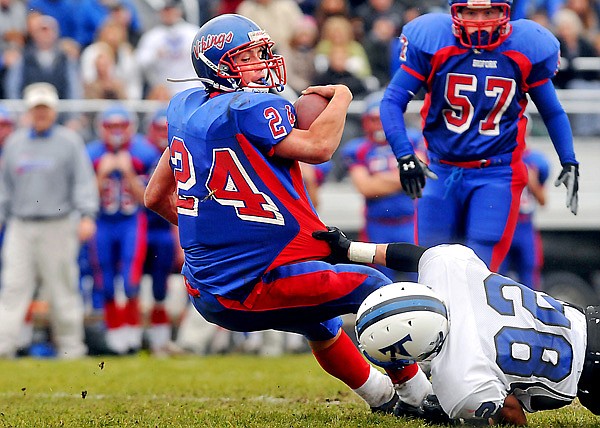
top-left (3, 14), bottom-right (82, 101)
top-left (513, 0), bottom-right (565, 21)
top-left (107, 0), bottom-right (142, 46)
top-left (27, 0), bottom-right (79, 40)
top-left (362, 15), bottom-right (399, 87)
top-left (76, 0), bottom-right (142, 48)
top-left (352, 0), bottom-right (403, 35)
top-left (0, 0), bottom-right (26, 99)
top-left (314, 0), bottom-right (351, 30)
top-left (315, 15), bottom-right (372, 79)
top-left (500, 148), bottom-right (550, 290)
top-left (135, 0), bottom-right (199, 97)
top-left (296, 0), bottom-right (319, 15)
top-left (313, 45), bottom-right (368, 97)
top-left (86, 104), bottom-right (157, 355)
top-left (81, 18), bottom-right (142, 99)
top-left (1, 0), bottom-right (27, 48)
top-left (340, 91), bottom-right (415, 281)
top-left (235, 0), bottom-right (304, 55)
top-left (529, 8), bottom-right (552, 27)
top-left (0, 105), bottom-right (15, 253)
top-left (217, 0), bottom-right (244, 15)
top-left (553, 8), bottom-right (600, 89)
top-left (284, 15), bottom-right (319, 94)
top-left (564, 0), bottom-right (599, 38)
top-left (141, 106), bottom-right (180, 356)
top-left (83, 42), bottom-right (128, 99)
top-left (0, 105), bottom-right (14, 153)
top-left (0, 83), bottom-right (99, 359)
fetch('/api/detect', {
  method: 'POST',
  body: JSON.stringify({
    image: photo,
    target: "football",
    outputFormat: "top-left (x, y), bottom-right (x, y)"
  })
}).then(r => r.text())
top-left (293, 93), bottom-right (329, 130)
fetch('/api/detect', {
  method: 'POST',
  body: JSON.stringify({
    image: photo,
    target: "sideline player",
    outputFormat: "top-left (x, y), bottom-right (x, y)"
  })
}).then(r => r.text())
top-left (145, 14), bottom-right (445, 418)
top-left (500, 148), bottom-right (550, 289)
top-left (341, 91), bottom-right (416, 281)
top-left (380, 0), bottom-right (579, 271)
top-left (142, 107), bottom-right (181, 355)
top-left (87, 105), bottom-right (157, 354)
top-left (313, 226), bottom-right (600, 425)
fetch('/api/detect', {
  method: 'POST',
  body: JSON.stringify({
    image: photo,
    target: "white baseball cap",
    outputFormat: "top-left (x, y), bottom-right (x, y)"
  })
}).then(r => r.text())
top-left (23, 82), bottom-right (59, 109)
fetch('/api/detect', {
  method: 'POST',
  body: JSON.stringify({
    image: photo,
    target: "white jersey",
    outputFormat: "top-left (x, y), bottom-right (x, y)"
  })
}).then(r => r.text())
top-left (418, 245), bottom-right (587, 420)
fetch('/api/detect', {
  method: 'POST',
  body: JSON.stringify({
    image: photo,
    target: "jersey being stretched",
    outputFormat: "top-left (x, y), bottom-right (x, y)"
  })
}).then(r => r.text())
top-left (167, 88), bottom-right (330, 302)
top-left (397, 14), bottom-right (559, 162)
top-left (419, 244), bottom-right (586, 420)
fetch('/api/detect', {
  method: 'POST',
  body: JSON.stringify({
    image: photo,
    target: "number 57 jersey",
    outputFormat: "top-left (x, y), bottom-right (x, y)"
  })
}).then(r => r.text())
top-left (398, 14), bottom-right (560, 161)
top-left (419, 244), bottom-right (587, 421)
top-left (166, 88), bottom-right (330, 302)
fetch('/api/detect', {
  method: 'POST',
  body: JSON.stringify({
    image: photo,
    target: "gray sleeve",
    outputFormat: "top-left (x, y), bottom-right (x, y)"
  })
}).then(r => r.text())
top-left (0, 149), bottom-right (10, 225)
top-left (70, 135), bottom-right (99, 218)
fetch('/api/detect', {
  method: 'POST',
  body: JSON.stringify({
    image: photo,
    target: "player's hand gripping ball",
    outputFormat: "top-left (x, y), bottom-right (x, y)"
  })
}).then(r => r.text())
top-left (293, 93), bottom-right (329, 130)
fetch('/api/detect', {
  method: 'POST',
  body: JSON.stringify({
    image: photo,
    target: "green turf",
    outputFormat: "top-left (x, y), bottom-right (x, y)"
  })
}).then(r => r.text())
top-left (0, 354), bottom-right (597, 427)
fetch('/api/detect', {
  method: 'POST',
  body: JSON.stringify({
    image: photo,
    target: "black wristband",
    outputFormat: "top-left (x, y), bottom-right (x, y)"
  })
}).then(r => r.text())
top-left (385, 243), bottom-right (427, 272)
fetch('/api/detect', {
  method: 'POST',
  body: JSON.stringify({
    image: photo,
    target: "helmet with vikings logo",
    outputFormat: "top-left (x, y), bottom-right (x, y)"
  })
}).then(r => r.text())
top-left (190, 14), bottom-right (286, 92)
top-left (449, 0), bottom-right (512, 49)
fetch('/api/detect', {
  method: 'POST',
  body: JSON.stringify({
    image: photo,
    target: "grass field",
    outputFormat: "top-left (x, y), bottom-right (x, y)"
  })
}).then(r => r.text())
top-left (0, 353), bottom-right (597, 427)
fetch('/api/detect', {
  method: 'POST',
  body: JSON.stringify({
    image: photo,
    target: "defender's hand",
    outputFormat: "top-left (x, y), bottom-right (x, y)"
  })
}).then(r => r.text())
top-left (312, 226), bottom-right (352, 264)
top-left (397, 154), bottom-right (437, 199)
top-left (554, 163), bottom-right (579, 215)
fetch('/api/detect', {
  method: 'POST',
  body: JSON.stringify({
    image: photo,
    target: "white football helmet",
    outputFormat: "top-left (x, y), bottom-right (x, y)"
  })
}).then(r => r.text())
top-left (355, 282), bottom-right (449, 367)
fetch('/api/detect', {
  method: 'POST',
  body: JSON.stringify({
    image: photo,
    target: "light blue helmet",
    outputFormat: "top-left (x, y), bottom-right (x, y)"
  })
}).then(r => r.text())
top-left (190, 14), bottom-right (286, 92)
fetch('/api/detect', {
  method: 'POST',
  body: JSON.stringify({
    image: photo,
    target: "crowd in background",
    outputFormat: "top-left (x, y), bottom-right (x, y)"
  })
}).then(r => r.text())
top-left (0, 0), bottom-right (597, 358)
top-left (3, 0), bottom-right (600, 106)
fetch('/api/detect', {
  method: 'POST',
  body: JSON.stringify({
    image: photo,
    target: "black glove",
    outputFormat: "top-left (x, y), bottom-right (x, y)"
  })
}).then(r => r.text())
top-left (421, 394), bottom-right (455, 425)
top-left (397, 154), bottom-right (438, 200)
top-left (554, 163), bottom-right (579, 215)
top-left (395, 394), bottom-right (455, 425)
top-left (312, 226), bottom-right (352, 264)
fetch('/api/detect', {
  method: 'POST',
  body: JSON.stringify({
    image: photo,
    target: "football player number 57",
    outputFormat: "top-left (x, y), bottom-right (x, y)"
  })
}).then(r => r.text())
top-left (444, 73), bottom-right (516, 136)
top-left (170, 138), bottom-right (284, 225)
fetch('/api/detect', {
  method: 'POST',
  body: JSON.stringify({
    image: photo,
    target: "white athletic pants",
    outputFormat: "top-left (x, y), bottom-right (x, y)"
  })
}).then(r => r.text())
top-left (0, 216), bottom-right (87, 358)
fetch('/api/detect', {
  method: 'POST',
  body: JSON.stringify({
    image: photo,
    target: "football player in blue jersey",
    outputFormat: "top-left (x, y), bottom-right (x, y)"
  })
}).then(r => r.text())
top-left (145, 13), bottom-right (448, 420)
top-left (380, 0), bottom-right (579, 272)
top-left (341, 91), bottom-right (416, 282)
top-left (500, 148), bottom-right (550, 290)
top-left (87, 105), bottom-right (158, 354)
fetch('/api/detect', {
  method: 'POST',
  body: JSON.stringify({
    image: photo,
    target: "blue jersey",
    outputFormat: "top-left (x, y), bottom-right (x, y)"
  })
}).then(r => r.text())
top-left (145, 145), bottom-right (172, 232)
top-left (398, 14), bottom-right (559, 162)
top-left (167, 88), bottom-right (330, 302)
top-left (519, 149), bottom-right (550, 218)
top-left (342, 138), bottom-right (414, 220)
top-left (87, 135), bottom-right (157, 221)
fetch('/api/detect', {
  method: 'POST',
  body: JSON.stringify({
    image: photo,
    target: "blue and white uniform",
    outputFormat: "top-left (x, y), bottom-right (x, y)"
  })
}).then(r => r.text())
top-left (420, 244), bottom-right (586, 420)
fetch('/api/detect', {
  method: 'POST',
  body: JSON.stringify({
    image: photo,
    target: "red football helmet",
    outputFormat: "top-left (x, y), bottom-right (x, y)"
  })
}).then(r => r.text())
top-left (361, 91), bottom-right (387, 144)
top-left (98, 105), bottom-right (136, 149)
top-left (146, 107), bottom-right (168, 150)
top-left (449, 0), bottom-right (512, 49)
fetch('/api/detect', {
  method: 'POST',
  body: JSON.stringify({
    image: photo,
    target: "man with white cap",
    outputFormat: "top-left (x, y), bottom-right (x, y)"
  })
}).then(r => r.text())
top-left (0, 82), bottom-right (99, 359)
